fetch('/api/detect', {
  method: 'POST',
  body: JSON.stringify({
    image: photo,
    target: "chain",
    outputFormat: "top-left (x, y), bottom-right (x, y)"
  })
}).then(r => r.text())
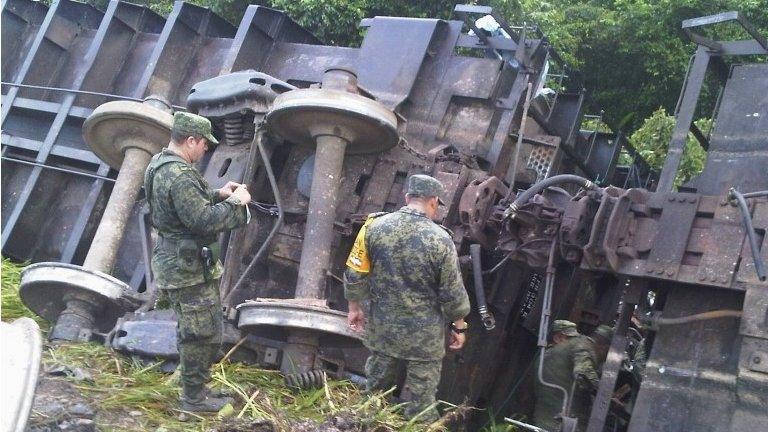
top-left (398, 137), bottom-right (431, 161)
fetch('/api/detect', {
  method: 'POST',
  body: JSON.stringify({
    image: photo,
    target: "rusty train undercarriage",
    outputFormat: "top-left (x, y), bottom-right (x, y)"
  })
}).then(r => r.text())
top-left (2, 1), bottom-right (767, 430)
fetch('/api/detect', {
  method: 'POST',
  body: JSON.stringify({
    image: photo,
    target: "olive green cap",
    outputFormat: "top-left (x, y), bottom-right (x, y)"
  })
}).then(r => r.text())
top-left (406, 174), bottom-right (445, 205)
top-left (551, 320), bottom-right (579, 337)
top-left (173, 112), bottom-right (219, 146)
top-left (593, 325), bottom-right (614, 342)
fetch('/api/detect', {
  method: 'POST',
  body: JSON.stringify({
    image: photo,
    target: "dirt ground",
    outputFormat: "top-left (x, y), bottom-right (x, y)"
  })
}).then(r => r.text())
top-left (25, 357), bottom-right (375, 432)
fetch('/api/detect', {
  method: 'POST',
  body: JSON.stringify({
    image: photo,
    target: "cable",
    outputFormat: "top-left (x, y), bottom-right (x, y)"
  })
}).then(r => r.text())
top-left (1, 82), bottom-right (187, 111)
top-left (729, 188), bottom-right (767, 281)
top-left (1, 156), bottom-right (115, 182)
top-left (482, 239), bottom-right (552, 275)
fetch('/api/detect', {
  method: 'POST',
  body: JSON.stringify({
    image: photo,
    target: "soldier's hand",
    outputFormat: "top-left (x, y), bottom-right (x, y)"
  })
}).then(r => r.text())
top-left (348, 301), bottom-right (365, 332)
top-left (448, 331), bottom-right (466, 351)
top-left (230, 184), bottom-right (251, 205)
top-left (218, 181), bottom-right (242, 199)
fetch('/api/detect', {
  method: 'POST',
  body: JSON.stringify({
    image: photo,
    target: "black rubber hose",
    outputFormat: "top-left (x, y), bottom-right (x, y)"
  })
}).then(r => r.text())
top-left (470, 244), bottom-right (496, 330)
top-left (507, 174), bottom-right (598, 217)
top-left (729, 188), bottom-right (767, 281)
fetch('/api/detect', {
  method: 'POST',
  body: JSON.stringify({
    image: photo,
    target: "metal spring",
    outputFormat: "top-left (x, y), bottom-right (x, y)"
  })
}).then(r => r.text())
top-left (284, 369), bottom-right (325, 390)
top-left (241, 114), bottom-right (256, 142)
top-left (223, 116), bottom-right (244, 145)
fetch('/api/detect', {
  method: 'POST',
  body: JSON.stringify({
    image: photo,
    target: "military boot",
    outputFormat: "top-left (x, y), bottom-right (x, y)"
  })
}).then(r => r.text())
top-left (181, 384), bottom-right (234, 413)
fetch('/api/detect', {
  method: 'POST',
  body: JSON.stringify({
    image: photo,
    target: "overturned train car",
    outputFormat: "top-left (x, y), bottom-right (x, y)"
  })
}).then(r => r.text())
top-left (2, 0), bottom-right (767, 430)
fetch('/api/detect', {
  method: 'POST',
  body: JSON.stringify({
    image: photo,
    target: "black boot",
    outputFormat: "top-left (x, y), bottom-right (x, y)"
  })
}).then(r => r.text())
top-left (181, 384), bottom-right (234, 413)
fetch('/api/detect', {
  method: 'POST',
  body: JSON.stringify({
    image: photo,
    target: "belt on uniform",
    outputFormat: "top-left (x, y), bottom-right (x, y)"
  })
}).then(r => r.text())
top-left (156, 236), bottom-right (196, 251)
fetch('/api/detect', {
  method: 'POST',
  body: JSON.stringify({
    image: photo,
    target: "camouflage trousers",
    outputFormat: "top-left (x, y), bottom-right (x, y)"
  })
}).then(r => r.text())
top-left (164, 279), bottom-right (223, 392)
top-left (365, 351), bottom-right (442, 423)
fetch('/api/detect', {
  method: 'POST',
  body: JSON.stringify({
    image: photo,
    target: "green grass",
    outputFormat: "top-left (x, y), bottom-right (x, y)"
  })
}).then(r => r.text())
top-left (1, 257), bottom-right (46, 327)
top-left (37, 343), bottom-right (460, 431)
top-left (2, 257), bottom-right (470, 431)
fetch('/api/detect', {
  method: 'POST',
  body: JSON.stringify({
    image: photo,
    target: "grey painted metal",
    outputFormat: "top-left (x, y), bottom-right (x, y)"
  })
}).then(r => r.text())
top-left (1, 0), bottom-right (109, 248)
top-left (60, 163), bottom-right (112, 263)
top-left (657, 46), bottom-right (710, 192)
top-left (82, 147), bottom-right (152, 271)
top-left (237, 300), bottom-right (362, 346)
top-left (266, 89), bottom-right (399, 155)
top-left (79, 99), bottom-right (171, 272)
top-left (1, 0), bottom-right (61, 123)
top-left (0, 317), bottom-right (42, 432)
top-left (19, 262), bottom-right (143, 332)
top-left (82, 100), bottom-right (172, 170)
top-left (20, 99), bottom-right (172, 341)
top-left (57, 1), bottom-right (177, 276)
top-left (267, 68), bottom-right (398, 301)
top-left (1, 0), bottom-right (154, 262)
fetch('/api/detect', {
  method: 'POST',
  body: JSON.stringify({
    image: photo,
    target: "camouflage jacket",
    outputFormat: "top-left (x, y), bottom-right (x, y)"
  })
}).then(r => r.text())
top-left (344, 206), bottom-right (471, 361)
top-left (533, 335), bottom-right (600, 431)
top-left (144, 148), bottom-right (248, 289)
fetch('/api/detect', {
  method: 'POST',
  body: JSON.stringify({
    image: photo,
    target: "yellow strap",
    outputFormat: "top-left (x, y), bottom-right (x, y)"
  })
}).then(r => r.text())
top-left (345, 216), bottom-right (376, 273)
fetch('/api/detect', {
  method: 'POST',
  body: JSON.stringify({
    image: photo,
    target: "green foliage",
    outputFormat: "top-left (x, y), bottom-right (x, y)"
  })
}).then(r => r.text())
top-left (628, 107), bottom-right (709, 188)
top-left (34, 342), bottom-right (460, 430)
top-left (267, 0), bottom-right (457, 46)
top-left (491, 0), bottom-right (768, 129)
top-left (1, 258), bottom-right (45, 326)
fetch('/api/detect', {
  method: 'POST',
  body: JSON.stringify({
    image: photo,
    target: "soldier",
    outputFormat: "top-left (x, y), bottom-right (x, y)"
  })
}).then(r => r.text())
top-left (589, 325), bottom-right (614, 367)
top-left (144, 112), bottom-right (251, 413)
top-left (343, 174), bottom-right (471, 423)
top-left (533, 320), bottom-right (600, 431)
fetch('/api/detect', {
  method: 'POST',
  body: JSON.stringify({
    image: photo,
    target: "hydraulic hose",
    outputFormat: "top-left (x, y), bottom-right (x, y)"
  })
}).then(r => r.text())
top-left (729, 188), bottom-right (767, 281)
top-left (470, 244), bottom-right (496, 330)
top-left (507, 174), bottom-right (598, 218)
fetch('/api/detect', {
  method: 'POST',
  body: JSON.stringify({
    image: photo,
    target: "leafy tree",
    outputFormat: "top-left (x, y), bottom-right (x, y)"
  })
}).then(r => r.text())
top-left (267, 0), bottom-right (457, 46)
top-left (628, 107), bottom-right (709, 188)
top-left (490, 0), bottom-right (768, 129)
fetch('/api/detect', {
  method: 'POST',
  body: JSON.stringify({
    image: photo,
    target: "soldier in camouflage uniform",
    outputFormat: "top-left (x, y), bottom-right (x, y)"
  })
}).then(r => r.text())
top-left (344, 174), bottom-right (471, 423)
top-left (144, 112), bottom-right (251, 413)
top-left (533, 320), bottom-right (600, 431)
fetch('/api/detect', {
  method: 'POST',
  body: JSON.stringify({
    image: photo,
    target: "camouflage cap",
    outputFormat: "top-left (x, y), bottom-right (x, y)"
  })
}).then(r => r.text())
top-left (593, 325), bottom-right (614, 342)
top-left (406, 174), bottom-right (445, 205)
top-left (173, 112), bottom-right (219, 146)
top-left (551, 320), bottom-right (579, 337)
